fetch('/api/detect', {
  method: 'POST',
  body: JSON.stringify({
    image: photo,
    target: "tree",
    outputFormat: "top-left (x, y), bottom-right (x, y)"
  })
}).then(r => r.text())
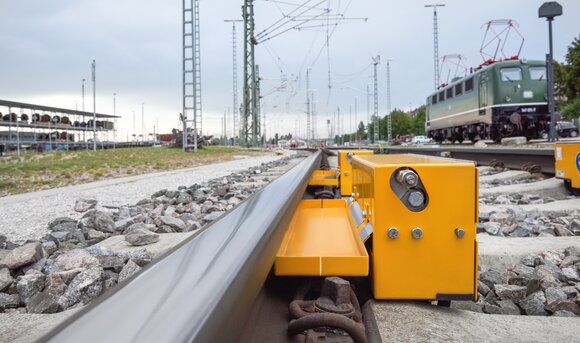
top-left (356, 121), bottom-right (366, 140)
top-left (411, 106), bottom-right (426, 134)
top-left (555, 36), bottom-right (580, 119)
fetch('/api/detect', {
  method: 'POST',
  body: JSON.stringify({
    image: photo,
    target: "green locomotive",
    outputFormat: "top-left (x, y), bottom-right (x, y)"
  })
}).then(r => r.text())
top-left (425, 59), bottom-right (548, 143)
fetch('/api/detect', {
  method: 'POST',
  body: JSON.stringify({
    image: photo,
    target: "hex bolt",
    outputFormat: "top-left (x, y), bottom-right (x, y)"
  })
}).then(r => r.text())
top-left (411, 227), bottom-right (423, 239)
top-left (455, 228), bottom-right (465, 238)
top-left (396, 169), bottom-right (419, 187)
top-left (387, 227), bottom-right (399, 239)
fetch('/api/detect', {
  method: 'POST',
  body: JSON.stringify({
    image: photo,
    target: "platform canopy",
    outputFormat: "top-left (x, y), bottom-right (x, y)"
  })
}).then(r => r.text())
top-left (0, 99), bottom-right (120, 119)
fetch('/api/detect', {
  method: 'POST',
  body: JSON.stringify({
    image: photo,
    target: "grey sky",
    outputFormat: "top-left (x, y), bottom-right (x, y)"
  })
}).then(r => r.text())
top-left (0, 0), bottom-right (578, 139)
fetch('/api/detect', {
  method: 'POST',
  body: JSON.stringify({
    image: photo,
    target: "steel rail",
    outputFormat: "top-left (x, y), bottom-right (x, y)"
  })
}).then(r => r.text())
top-left (380, 146), bottom-right (555, 174)
top-left (312, 146), bottom-right (554, 174)
top-left (39, 151), bottom-right (321, 343)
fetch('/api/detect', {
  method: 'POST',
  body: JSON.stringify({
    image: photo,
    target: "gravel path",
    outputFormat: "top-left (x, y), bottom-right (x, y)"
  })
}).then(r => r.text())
top-left (0, 151), bottom-right (294, 242)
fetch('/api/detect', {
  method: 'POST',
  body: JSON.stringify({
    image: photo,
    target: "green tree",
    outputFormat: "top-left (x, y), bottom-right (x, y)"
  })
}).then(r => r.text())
top-left (555, 36), bottom-right (580, 119)
top-left (380, 109), bottom-right (412, 138)
top-left (411, 106), bottom-right (426, 134)
top-left (356, 121), bottom-right (367, 140)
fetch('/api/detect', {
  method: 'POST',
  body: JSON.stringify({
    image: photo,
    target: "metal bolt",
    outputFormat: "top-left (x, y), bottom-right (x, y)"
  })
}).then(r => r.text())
top-left (407, 190), bottom-right (425, 208)
top-left (411, 227), bottom-right (423, 239)
top-left (344, 171), bottom-right (349, 176)
top-left (396, 169), bottom-right (419, 187)
top-left (387, 227), bottom-right (399, 239)
top-left (362, 210), bottom-right (366, 218)
top-left (455, 228), bottom-right (465, 238)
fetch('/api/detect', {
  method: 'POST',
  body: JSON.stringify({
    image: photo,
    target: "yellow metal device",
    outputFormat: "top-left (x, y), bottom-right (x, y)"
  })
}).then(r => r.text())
top-left (275, 199), bottom-right (368, 277)
top-left (352, 154), bottom-right (478, 300)
top-left (338, 150), bottom-right (373, 196)
top-left (308, 169), bottom-right (339, 187)
top-left (555, 143), bottom-right (580, 194)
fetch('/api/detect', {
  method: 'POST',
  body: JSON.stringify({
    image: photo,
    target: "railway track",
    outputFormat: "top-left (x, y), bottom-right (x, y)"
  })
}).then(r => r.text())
top-left (40, 151), bottom-right (372, 342)
top-left (321, 146), bottom-right (555, 175)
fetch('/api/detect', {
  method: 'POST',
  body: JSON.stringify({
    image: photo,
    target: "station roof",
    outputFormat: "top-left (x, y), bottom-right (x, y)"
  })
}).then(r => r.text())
top-left (0, 99), bottom-right (121, 119)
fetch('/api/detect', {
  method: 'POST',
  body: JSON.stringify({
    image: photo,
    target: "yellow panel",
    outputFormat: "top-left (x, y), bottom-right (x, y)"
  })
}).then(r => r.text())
top-left (338, 150), bottom-right (373, 196)
top-left (275, 199), bottom-right (369, 276)
top-left (352, 154), bottom-right (478, 300)
top-left (308, 169), bottom-right (339, 186)
top-left (555, 143), bottom-right (580, 188)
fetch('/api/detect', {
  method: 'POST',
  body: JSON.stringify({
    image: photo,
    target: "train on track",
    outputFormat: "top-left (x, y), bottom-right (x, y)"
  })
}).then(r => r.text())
top-left (426, 59), bottom-right (549, 143)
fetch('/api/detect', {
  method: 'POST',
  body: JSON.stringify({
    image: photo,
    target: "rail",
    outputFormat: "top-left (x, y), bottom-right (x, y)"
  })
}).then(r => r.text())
top-left (40, 151), bottom-right (322, 343)
top-left (380, 146), bottom-right (555, 174)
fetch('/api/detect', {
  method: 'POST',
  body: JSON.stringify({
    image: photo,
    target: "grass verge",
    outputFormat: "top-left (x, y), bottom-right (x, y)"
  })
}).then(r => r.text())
top-left (0, 146), bottom-right (265, 196)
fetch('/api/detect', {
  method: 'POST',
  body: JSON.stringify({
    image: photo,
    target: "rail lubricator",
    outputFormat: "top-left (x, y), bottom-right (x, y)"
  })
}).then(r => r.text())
top-left (276, 150), bottom-right (478, 299)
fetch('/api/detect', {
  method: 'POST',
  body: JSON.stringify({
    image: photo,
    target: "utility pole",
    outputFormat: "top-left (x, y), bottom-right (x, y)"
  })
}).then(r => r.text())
top-left (183, 0), bottom-right (202, 151)
top-left (366, 83), bottom-right (370, 139)
top-left (386, 59), bottom-right (393, 143)
top-left (141, 102), bottom-right (145, 143)
top-left (82, 78), bottom-right (86, 146)
top-left (425, 3), bottom-right (445, 90)
top-left (306, 68), bottom-right (311, 142)
top-left (225, 19), bottom-right (242, 145)
top-left (113, 93), bottom-right (117, 148)
top-left (91, 60), bottom-right (96, 151)
top-left (354, 96), bottom-right (358, 142)
top-left (372, 55), bottom-right (380, 143)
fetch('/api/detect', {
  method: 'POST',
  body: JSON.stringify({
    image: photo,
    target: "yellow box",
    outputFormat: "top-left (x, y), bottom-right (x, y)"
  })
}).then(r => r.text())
top-left (338, 150), bottom-right (373, 197)
top-left (308, 169), bottom-right (339, 187)
top-left (555, 143), bottom-right (580, 192)
top-left (275, 199), bottom-right (369, 277)
top-left (352, 154), bottom-right (478, 300)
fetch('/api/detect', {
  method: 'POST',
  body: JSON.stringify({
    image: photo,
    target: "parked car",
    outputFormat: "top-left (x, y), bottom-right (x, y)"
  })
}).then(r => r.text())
top-left (411, 135), bottom-right (432, 144)
top-left (556, 121), bottom-right (578, 138)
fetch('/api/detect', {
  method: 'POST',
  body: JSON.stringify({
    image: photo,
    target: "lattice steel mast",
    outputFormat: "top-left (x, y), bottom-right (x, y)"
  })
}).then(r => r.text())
top-left (306, 68), bottom-right (311, 141)
top-left (425, 3), bottom-right (445, 90)
top-left (386, 59), bottom-right (393, 143)
top-left (372, 55), bottom-right (380, 143)
top-left (182, 0), bottom-right (202, 151)
top-left (242, 0), bottom-right (260, 147)
top-left (225, 19), bottom-right (242, 145)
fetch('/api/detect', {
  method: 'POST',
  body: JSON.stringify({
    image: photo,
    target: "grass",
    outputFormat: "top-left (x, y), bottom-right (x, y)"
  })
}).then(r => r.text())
top-left (0, 146), bottom-right (265, 196)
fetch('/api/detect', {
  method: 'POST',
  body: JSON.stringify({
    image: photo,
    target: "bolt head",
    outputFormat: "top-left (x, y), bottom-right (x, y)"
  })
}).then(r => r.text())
top-left (411, 227), bottom-right (423, 239)
top-left (455, 228), bottom-right (465, 238)
top-left (408, 190), bottom-right (425, 208)
top-left (387, 227), bottom-right (399, 239)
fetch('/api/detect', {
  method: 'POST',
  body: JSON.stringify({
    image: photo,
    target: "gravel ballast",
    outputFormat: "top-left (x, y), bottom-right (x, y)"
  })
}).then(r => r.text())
top-left (0, 151), bottom-right (294, 242)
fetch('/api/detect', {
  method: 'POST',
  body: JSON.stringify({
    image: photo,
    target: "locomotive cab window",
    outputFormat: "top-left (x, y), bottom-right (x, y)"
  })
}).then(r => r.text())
top-left (446, 88), bottom-right (453, 99)
top-left (500, 67), bottom-right (522, 82)
top-left (529, 66), bottom-right (546, 81)
top-left (431, 94), bottom-right (438, 104)
top-left (465, 78), bottom-right (474, 92)
top-left (455, 83), bottom-right (463, 96)
top-left (438, 91), bottom-right (445, 102)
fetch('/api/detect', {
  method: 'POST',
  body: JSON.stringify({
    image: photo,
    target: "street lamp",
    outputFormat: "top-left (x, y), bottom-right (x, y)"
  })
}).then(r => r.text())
top-left (539, 1), bottom-right (563, 142)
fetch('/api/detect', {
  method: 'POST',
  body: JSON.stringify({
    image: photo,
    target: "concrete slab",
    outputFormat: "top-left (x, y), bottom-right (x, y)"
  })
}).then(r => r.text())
top-left (479, 170), bottom-right (531, 184)
top-left (479, 178), bottom-right (569, 200)
top-left (480, 198), bottom-right (580, 217)
top-left (478, 234), bottom-right (580, 272)
top-left (0, 309), bottom-right (80, 343)
top-left (371, 301), bottom-right (580, 343)
top-left (96, 232), bottom-right (197, 259)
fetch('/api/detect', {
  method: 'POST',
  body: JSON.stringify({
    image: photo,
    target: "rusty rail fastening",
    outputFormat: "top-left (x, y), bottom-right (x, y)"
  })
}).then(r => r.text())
top-left (288, 277), bottom-right (367, 343)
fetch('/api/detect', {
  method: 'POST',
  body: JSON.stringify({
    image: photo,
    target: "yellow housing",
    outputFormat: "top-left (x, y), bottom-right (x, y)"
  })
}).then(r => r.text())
top-left (338, 150), bottom-right (373, 196)
top-left (555, 143), bottom-right (580, 189)
top-left (352, 154), bottom-right (478, 300)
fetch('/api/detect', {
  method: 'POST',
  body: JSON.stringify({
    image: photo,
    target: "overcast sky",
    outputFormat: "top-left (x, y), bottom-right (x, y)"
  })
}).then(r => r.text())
top-left (0, 0), bottom-right (578, 140)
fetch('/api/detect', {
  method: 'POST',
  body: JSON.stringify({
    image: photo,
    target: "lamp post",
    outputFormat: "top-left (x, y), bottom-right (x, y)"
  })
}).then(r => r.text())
top-left (538, 1), bottom-right (562, 142)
